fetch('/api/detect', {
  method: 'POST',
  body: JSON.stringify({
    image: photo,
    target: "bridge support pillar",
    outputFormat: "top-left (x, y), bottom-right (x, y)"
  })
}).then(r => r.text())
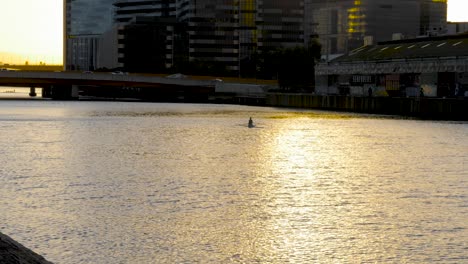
top-left (71, 85), bottom-right (79, 99)
top-left (29, 87), bottom-right (37, 97)
top-left (42, 86), bottom-right (52, 98)
top-left (41, 85), bottom-right (79, 100)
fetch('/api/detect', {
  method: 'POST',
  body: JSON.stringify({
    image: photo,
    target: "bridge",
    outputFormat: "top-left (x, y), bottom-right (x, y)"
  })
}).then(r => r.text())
top-left (0, 71), bottom-right (216, 100)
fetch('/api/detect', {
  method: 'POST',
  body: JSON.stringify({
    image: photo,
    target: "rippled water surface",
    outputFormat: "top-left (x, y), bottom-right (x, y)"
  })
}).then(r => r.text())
top-left (0, 101), bottom-right (467, 263)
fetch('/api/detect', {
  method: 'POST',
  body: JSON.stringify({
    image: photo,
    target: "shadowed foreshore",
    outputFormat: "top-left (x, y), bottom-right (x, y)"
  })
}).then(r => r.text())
top-left (266, 94), bottom-right (468, 121)
top-left (0, 232), bottom-right (52, 264)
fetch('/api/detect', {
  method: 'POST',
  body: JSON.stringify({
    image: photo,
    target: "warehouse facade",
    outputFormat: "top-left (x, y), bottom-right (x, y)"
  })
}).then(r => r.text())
top-left (315, 34), bottom-right (468, 98)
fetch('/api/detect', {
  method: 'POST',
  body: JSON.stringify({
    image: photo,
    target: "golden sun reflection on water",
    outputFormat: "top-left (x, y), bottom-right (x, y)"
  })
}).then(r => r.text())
top-left (242, 116), bottom-right (468, 263)
top-left (0, 103), bottom-right (466, 263)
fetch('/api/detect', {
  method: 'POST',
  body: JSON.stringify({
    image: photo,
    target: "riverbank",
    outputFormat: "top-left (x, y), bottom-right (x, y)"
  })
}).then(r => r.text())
top-left (1, 91), bottom-right (467, 120)
top-left (266, 93), bottom-right (468, 120)
top-left (0, 232), bottom-right (52, 264)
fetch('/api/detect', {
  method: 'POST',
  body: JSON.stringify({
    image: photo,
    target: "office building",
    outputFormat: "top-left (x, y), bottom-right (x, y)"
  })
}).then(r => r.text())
top-left (64, 0), bottom-right (115, 70)
top-left (113, 0), bottom-right (176, 23)
top-left (112, 1), bottom-right (178, 71)
top-left (65, 0), bottom-right (448, 73)
top-left (115, 0), bottom-right (259, 73)
top-left (67, 0), bottom-right (308, 74)
top-left (447, 22), bottom-right (468, 35)
top-left (257, 0), bottom-right (305, 51)
top-left (306, 0), bottom-right (447, 56)
top-left (176, 0), bottom-right (241, 72)
top-left (305, 0), bottom-right (354, 55)
top-left (420, 0), bottom-right (447, 35)
top-left (117, 17), bottom-right (186, 72)
top-left (177, 0), bottom-right (306, 73)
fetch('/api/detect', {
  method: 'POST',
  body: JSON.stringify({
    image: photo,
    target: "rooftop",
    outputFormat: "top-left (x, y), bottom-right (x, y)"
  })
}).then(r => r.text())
top-left (333, 33), bottom-right (468, 63)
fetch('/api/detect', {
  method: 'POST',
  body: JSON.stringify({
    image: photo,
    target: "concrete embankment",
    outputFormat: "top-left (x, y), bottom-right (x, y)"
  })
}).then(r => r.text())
top-left (266, 93), bottom-right (468, 120)
top-left (0, 233), bottom-right (52, 264)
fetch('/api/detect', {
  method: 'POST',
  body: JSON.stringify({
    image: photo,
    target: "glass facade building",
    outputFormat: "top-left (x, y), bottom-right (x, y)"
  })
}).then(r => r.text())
top-left (420, 0), bottom-right (447, 35)
top-left (175, 0), bottom-right (306, 72)
top-left (176, 0), bottom-right (241, 71)
top-left (305, 0), bottom-right (355, 55)
top-left (306, 0), bottom-right (447, 56)
top-left (114, 0), bottom-right (176, 23)
top-left (257, 0), bottom-right (305, 51)
top-left (64, 0), bottom-right (115, 70)
top-left (65, 0), bottom-right (447, 73)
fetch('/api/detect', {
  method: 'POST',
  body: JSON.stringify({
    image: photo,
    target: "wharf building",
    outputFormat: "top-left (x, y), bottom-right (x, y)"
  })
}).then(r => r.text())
top-left (315, 34), bottom-right (468, 98)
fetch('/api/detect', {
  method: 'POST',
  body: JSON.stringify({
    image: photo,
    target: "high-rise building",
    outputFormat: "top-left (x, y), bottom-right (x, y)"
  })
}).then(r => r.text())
top-left (305, 0), bottom-right (354, 55)
top-left (420, 0), bottom-right (447, 35)
top-left (176, 0), bottom-right (241, 72)
top-left (117, 17), bottom-right (185, 72)
top-left (112, 1), bottom-right (179, 71)
top-left (113, 0), bottom-right (176, 23)
top-left (64, 0), bottom-right (115, 70)
top-left (257, 0), bottom-right (305, 51)
top-left (115, 0), bottom-right (260, 73)
top-left (360, 0), bottom-right (421, 43)
top-left (306, 0), bottom-right (447, 56)
top-left (175, 0), bottom-right (306, 73)
top-left (66, 0), bottom-right (308, 73)
top-left (65, 0), bottom-right (448, 72)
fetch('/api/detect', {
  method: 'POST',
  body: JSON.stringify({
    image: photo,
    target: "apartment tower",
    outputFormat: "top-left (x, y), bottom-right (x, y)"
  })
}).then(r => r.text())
top-left (64, 0), bottom-right (115, 70)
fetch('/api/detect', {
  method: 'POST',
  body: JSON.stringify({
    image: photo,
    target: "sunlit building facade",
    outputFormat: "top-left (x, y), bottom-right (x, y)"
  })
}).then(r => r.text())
top-left (64, 0), bottom-right (115, 70)
top-left (239, 0), bottom-right (257, 64)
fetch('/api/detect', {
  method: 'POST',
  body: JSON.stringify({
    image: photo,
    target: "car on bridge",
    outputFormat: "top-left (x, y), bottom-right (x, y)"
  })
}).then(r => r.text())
top-left (111, 71), bottom-right (128, 75)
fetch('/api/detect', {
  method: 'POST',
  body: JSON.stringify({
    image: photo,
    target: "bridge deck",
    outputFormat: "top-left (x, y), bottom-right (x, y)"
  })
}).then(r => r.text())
top-left (0, 71), bottom-right (216, 90)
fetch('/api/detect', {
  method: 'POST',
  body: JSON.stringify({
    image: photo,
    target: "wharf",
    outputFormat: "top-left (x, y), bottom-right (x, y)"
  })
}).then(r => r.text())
top-left (266, 94), bottom-right (468, 120)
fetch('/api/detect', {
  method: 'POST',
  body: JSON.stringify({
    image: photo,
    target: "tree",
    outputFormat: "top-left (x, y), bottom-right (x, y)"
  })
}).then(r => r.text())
top-left (276, 40), bottom-right (321, 92)
top-left (254, 40), bottom-right (321, 92)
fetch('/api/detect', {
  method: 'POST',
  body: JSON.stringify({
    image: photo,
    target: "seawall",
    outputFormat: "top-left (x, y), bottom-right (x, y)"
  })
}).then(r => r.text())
top-left (0, 232), bottom-right (52, 264)
top-left (266, 93), bottom-right (468, 120)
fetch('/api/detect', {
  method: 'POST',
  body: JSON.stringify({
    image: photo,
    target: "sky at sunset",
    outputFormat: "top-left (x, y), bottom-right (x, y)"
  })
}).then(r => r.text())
top-left (0, 0), bottom-right (467, 65)
top-left (0, 0), bottom-right (63, 65)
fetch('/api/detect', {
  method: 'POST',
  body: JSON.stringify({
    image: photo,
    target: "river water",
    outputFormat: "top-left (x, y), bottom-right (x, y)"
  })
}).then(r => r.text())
top-left (0, 100), bottom-right (467, 263)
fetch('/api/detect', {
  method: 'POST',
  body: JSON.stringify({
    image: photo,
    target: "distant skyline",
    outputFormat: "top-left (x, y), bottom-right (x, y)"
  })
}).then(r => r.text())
top-left (0, 0), bottom-right (63, 65)
top-left (0, 0), bottom-right (467, 65)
